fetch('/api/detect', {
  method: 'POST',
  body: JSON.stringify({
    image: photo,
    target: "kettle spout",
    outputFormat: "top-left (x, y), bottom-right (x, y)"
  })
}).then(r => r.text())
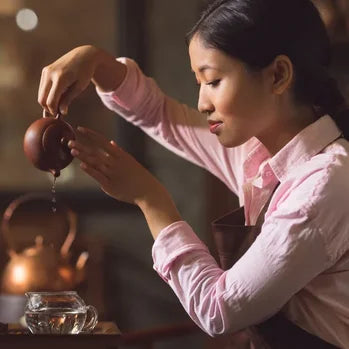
top-left (75, 251), bottom-right (89, 285)
top-left (76, 251), bottom-right (89, 270)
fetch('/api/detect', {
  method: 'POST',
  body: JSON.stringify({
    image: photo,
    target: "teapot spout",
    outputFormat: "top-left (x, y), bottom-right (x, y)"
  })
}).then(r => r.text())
top-left (50, 169), bottom-right (60, 177)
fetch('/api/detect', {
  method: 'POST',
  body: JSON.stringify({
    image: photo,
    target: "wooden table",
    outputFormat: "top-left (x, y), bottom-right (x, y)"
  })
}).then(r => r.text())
top-left (0, 321), bottom-right (121, 349)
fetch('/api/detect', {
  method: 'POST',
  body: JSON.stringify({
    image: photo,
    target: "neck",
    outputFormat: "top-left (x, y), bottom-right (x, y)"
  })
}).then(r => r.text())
top-left (257, 105), bottom-right (317, 156)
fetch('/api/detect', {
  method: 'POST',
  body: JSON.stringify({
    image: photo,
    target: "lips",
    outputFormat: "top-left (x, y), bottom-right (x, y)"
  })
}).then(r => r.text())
top-left (208, 120), bottom-right (223, 134)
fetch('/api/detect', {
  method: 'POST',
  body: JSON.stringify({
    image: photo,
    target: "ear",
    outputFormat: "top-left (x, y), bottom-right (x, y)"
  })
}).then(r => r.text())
top-left (269, 55), bottom-right (294, 95)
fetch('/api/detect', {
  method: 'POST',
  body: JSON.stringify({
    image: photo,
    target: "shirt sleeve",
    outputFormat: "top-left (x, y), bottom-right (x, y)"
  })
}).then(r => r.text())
top-left (96, 57), bottom-right (251, 195)
top-left (152, 206), bottom-right (331, 337)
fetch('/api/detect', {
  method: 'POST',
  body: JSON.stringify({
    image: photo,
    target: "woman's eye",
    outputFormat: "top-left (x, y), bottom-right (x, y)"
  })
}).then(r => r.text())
top-left (206, 79), bottom-right (220, 87)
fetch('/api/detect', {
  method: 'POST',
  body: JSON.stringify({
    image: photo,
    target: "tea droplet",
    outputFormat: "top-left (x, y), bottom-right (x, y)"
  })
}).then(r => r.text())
top-left (51, 175), bottom-right (57, 213)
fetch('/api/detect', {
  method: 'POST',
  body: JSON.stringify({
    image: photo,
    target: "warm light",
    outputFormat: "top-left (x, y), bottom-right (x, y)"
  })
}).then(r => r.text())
top-left (12, 264), bottom-right (27, 285)
top-left (16, 8), bottom-right (38, 31)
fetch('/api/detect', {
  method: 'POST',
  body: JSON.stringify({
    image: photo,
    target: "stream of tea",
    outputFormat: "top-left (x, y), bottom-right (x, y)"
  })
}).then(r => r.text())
top-left (51, 176), bottom-right (57, 213)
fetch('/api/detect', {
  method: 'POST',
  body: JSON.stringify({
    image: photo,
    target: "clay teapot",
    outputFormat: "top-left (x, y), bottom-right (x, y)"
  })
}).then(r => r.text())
top-left (23, 110), bottom-right (75, 177)
top-left (1, 194), bottom-right (88, 294)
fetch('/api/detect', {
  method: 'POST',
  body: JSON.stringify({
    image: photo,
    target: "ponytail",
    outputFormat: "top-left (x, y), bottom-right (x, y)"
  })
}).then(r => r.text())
top-left (330, 106), bottom-right (349, 140)
top-left (313, 75), bottom-right (349, 139)
top-left (292, 61), bottom-right (349, 139)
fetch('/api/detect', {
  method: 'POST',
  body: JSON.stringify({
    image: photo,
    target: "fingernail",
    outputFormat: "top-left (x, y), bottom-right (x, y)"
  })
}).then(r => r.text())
top-left (71, 149), bottom-right (79, 156)
top-left (77, 126), bottom-right (85, 132)
top-left (67, 140), bottom-right (74, 147)
top-left (80, 162), bottom-right (87, 170)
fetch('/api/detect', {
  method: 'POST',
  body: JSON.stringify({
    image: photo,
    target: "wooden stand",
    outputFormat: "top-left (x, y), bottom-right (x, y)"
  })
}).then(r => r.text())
top-left (0, 322), bottom-right (121, 349)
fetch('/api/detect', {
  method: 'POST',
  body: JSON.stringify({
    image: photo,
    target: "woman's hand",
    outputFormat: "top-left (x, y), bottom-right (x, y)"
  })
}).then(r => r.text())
top-left (38, 45), bottom-right (126, 116)
top-left (68, 126), bottom-right (158, 204)
top-left (68, 127), bottom-right (182, 238)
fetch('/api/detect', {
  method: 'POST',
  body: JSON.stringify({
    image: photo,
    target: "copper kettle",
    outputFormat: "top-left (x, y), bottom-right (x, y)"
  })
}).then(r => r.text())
top-left (23, 110), bottom-right (75, 177)
top-left (1, 194), bottom-right (88, 294)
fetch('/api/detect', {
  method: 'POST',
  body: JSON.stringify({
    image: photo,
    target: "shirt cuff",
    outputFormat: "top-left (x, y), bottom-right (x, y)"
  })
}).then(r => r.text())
top-left (152, 221), bottom-right (209, 282)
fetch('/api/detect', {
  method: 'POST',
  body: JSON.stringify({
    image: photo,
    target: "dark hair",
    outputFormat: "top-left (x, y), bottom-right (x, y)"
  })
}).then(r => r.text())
top-left (186, 0), bottom-right (349, 139)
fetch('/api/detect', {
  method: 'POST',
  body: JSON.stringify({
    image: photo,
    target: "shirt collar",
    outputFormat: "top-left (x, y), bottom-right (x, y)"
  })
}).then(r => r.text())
top-left (269, 115), bottom-right (342, 182)
top-left (242, 115), bottom-right (342, 184)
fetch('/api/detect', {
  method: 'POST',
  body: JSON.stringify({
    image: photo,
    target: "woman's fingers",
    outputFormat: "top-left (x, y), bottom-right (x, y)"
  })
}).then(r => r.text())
top-left (68, 127), bottom-right (155, 205)
top-left (80, 162), bottom-right (109, 187)
top-left (38, 46), bottom-right (111, 116)
top-left (67, 129), bottom-right (124, 193)
top-left (77, 127), bottom-right (117, 154)
top-left (38, 67), bottom-right (89, 116)
top-left (69, 138), bottom-right (115, 162)
top-left (38, 68), bottom-right (53, 113)
top-left (46, 78), bottom-right (69, 116)
top-left (77, 126), bottom-right (106, 142)
top-left (78, 154), bottom-right (111, 179)
top-left (59, 82), bottom-right (85, 115)
top-left (69, 140), bottom-right (113, 177)
top-left (38, 68), bottom-right (76, 115)
top-left (72, 148), bottom-right (112, 169)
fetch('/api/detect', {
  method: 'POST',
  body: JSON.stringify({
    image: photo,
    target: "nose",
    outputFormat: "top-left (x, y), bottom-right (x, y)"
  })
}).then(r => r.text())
top-left (197, 86), bottom-right (214, 115)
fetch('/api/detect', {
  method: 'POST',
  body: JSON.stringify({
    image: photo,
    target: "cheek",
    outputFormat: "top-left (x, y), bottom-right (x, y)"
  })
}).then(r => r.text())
top-left (212, 84), bottom-right (242, 115)
top-left (230, 84), bottom-right (269, 121)
top-left (213, 76), bottom-right (270, 125)
top-left (216, 87), bottom-right (255, 118)
top-left (213, 77), bottom-right (254, 115)
top-left (218, 86), bottom-right (271, 142)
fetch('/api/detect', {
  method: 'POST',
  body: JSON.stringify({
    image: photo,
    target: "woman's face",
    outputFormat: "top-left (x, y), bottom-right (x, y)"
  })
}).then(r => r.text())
top-left (189, 35), bottom-right (276, 148)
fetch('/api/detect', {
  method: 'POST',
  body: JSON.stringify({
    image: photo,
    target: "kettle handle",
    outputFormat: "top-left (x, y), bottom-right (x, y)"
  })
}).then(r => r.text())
top-left (1, 193), bottom-right (77, 255)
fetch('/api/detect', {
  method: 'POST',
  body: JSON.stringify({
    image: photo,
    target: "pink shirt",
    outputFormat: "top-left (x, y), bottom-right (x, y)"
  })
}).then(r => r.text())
top-left (98, 58), bottom-right (349, 348)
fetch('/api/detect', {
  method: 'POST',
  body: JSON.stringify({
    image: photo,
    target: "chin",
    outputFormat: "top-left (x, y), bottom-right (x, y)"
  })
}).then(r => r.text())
top-left (218, 134), bottom-right (250, 148)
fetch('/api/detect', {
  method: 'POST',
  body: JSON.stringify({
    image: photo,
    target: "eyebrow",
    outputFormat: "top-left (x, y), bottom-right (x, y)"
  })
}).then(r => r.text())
top-left (196, 65), bottom-right (219, 73)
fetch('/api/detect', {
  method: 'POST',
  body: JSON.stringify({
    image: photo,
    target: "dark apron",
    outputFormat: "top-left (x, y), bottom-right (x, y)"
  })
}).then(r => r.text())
top-left (212, 187), bottom-right (339, 349)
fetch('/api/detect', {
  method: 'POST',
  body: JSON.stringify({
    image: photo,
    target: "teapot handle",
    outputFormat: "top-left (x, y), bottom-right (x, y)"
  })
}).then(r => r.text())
top-left (1, 193), bottom-right (77, 254)
top-left (42, 109), bottom-right (63, 120)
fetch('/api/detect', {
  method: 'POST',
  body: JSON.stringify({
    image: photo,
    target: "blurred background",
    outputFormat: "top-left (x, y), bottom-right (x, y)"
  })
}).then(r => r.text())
top-left (0, 0), bottom-right (347, 348)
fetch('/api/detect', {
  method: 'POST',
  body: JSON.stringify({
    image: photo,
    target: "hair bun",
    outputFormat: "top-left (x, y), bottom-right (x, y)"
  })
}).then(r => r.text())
top-left (314, 77), bottom-right (346, 115)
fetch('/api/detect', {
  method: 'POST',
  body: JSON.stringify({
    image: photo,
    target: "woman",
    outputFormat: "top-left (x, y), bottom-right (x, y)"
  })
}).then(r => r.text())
top-left (38, 0), bottom-right (349, 347)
